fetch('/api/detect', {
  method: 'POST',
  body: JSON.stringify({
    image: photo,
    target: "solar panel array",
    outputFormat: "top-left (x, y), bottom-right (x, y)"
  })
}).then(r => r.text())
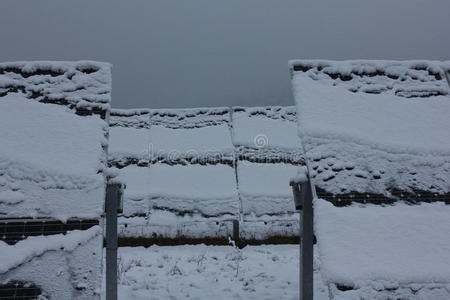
top-left (109, 106), bottom-right (303, 244)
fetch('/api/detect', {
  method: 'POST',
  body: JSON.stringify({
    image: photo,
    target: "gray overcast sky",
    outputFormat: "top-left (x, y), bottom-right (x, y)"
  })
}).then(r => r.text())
top-left (1, 1), bottom-right (449, 109)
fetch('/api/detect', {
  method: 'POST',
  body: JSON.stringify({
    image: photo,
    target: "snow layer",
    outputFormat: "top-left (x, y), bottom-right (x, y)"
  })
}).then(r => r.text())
top-left (108, 106), bottom-right (304, 240)
top-left (150, 107), bottom-right (230, 129)
top-left (238, 162), bottom-right (298, 216)
top-left (108, 126), bottom-right (150, 163)
top-left (314, 198), bottom-right (450, 287)
top-left (0, 93), bottom-right (106, 219)
top-left (290, 60), bottom-right (449, 99)
top-left (0, 226), bottom-right (101, 273)
top-left (149, 124), bottom-right (234, 163)
top-left (306, 137), bottom-right (450, 195)
top-left (119, 212), bottom-right (235, 239)
top-left (118, 213), bottom-right (299, 241)
top-left (0, 61), bottom-right (111, 116)
top-left (116, 245), bottom-right (330, 300)
top-left (0, 226), bottom-right (103, 299)
top-left (291, 60), bottom-right (450, 195)
top-left (232, 106), bottom-right (301, 151)
top-left (117, 164), bottom-right (239, 217)
top-left (293, 75), bottom-right (450, 155)
top-left (110, 109), bottom-right (150, 128)
top-left (239, 215), bottom-right (299, 240)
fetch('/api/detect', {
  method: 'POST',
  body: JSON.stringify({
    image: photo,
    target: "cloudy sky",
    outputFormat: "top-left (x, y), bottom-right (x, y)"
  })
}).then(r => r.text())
top-left (1, 1), bottom-right (449, 108)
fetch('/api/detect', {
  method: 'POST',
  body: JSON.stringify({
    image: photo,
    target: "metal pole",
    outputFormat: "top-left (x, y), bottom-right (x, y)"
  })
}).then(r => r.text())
top-left (300, 181), bottom-right (313, 300)
top-left (106, 183), bottom-right (120, 300)
top-left (291, 180), bottom-right (314, 300)
top-left (232, 219), bottom-right (240, 246)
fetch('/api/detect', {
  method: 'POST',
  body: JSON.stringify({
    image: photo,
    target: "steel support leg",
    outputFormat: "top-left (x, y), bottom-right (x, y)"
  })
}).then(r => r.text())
top-left (105, 183), bottom-right (120, 300)
top-left (291, 180), bottom-right (314, 300)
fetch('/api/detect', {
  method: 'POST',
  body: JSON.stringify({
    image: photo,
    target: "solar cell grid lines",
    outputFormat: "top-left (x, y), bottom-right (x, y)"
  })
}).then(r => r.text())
top-left (0, 219), bottom-right (99, 245)
top-left (0, 281), bottom-right (42, 300)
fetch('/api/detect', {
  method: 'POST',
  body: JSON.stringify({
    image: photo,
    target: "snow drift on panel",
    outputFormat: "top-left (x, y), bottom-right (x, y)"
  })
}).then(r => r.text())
top-left (314, 198), bottom-right (450, 287)
top-left (0, 61), bottom-right (111, 117)
top-left (108, 126), bottom-right (150, 164)
top-left (291, 60), bottom-right (450, 196)
top-left (232, 106), bottom-right (300, 151)
top-left (237, 162), bottom-right (298, 216)
top-left (0, 93), bottom-right (107, 220)
top-left (148, 124), bottom-right (234, 163)
top-left (0, 226), bottom-right (103, 299)
top-left (117, 164), bottom-right (239, 217)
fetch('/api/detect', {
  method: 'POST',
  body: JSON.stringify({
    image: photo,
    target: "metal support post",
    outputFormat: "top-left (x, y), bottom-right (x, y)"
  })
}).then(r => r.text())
top-left (290, 177), bottom-right (314, 300)
top-left (105, 183), bottom-right (122, 300)
top-left (232, 219), bottom-right (240, 245)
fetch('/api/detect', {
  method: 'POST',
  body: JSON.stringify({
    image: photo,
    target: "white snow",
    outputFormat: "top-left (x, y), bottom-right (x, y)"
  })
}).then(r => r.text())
top-left (291, 60), bottom-right (450, 195)
top-left (1, 228), bottom-right (103, 300)
top-left (149, 107), bottom-right (230, 129)
top-left (237, 162), bottom-right (298, 216)
top-left (0, 60), bottom-right (109, 299)
top-left (293, 75), bottom-right (450, 155)
top-left (149, 124), bottom-right (234, 160)
top-left (0, 93), bottom-right (107, 219)
top-left (0, 226), bottom-right (101, 273)
top-left (232, 107), bottom-right (301, 151)
top-left (119, 212), bottom-right (235, 239)
top-left (117, 164), bottom-right (239, 217)
top-left (0, 60), bottom-right (112, 112)
top-left (0, 93), bottom-right (106, 176)
top-left (0, 190), bottom-right (25, 204)
top-left (110, 109), bottom-right (150, 128)
top-left (116, 245), bottom-right (330, 300)
top-left (314, 198), bottom-right (450, 287)
top-left (108, 126), bottom-right (150, 161)
top-left (109, 106), bottom-right (304, 239)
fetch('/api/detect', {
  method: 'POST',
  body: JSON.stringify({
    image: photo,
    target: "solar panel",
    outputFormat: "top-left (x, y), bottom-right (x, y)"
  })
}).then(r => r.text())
top-left (0, 61), bottom-right (111, 299)
top-left (291, 59), bottom-right (450, 298)
top-left (290, 60), bottom-right (450, 204)
top-left (110, 106), bottom-right (303, 244)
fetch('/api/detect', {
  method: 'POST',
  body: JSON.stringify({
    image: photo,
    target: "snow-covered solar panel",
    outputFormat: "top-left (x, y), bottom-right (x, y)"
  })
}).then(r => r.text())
top-left (117, 164), bottom-right (238, 217)
top-left (237, 162), bottom-right (298, 216)
top-left (0, 226), bottom-right (103, 299)
top-left (109, 109), bottom-right (151, 168)
top-left (291, 60), bottom-right (450, 204)
top-left (116, 163), bottom-right (239, 242)
top-left (236, 162), bottom-right (300, 241)
top-left (149, 124), bottom-right (234, 165)
top-left (232, 106), bottom-right (303, 164)
top-left (315, 199), bottom-right (450, 299)
top-left (149, 107), bottom-right (233, 165)
top-left (231, 107), bottom-right (302, 241)
top-left (0, 61), bottom-right (111, 119)
top-left (0, 94), bottom-right (107, 220)
top-left (111, 106), bottom-right (303, 243)
top-left (0, 61), bottom-right (111, 299)
top-left (291, 59), bottom-right (450, 298)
